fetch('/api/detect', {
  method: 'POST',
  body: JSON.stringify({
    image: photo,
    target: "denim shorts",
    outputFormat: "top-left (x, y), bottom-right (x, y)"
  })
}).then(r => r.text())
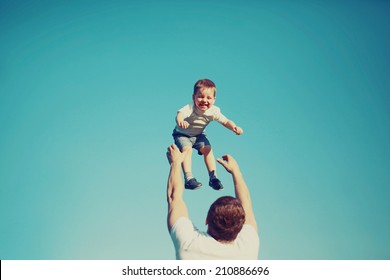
top-left (172, 130), bottom-right (211, 155)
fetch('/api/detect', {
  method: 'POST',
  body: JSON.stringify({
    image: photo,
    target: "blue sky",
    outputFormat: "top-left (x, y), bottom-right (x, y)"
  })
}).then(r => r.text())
top-left (1, 0), bottom-right (389, 259)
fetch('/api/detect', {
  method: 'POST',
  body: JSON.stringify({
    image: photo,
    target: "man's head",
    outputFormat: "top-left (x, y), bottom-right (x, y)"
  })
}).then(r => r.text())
top-left (192, 79), bottom-right (217, 111)
top-left (206, 196), bottom-right (246, 243)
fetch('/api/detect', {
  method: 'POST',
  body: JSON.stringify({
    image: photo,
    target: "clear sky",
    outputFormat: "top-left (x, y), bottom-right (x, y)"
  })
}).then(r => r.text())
top-left (1, 0), bottom-right (389, 260)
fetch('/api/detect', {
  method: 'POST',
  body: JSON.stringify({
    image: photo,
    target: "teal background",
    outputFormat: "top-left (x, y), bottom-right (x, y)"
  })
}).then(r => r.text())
top-left (1, 0), bottom-right (389, 259)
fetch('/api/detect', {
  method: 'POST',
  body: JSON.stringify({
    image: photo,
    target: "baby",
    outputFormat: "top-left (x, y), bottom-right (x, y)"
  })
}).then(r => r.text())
top-left (172, 79), bottom-right (243, 190)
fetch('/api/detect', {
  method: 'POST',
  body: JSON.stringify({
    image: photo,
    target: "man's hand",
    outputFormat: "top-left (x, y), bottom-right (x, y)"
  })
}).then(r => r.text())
top-left (216, 154), bottom-right (241, 174)
top-left (167, 144), bottom-right (185, 165)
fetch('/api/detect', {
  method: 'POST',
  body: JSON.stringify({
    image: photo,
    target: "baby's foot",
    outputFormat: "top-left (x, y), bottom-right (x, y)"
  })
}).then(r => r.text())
top-left (185, 178), bottom-right (203, 190)
top-left (209, 177), bottom-right (224, 190)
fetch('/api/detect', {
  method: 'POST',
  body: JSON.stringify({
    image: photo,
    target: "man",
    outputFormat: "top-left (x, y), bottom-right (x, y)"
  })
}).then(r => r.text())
top-left (166, 144), bottom-right (259, 259)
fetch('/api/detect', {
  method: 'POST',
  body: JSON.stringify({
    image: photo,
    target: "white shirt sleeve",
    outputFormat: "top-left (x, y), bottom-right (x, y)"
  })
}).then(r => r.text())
top-left (212, 106), bottom-right (228, 124)
top-left (178, 104), bottom-right (193, 117)
top-left (170, 217), bottom-right (197, 250)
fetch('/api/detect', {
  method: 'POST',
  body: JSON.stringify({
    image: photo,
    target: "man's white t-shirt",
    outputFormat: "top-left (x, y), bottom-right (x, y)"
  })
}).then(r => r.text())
top-left (170, 217), bottom-right (259, 260)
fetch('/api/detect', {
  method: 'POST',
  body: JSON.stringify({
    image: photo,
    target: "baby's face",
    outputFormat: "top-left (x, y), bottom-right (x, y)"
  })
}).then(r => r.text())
top-left (193, 87), bottom-right (216, 111)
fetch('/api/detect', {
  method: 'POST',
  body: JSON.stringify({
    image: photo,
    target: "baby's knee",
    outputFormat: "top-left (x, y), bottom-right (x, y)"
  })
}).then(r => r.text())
top-left (199, 145), bottom-right (212, 155)
top-left (182, 146), bottom-right (192, 153)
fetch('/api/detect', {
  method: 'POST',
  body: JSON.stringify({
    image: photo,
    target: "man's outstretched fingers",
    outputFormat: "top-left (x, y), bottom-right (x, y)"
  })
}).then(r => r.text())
top-left (217, 156), bottom-right (230, 173)
top-left (216, 157), bottom-right (225, 166)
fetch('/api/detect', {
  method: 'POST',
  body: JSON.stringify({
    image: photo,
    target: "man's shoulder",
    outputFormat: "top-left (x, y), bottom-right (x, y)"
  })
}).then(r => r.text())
top-left (170, 217), bottom-right (193, 234)
top-left (242, 224), bottom-right (258, 234)
top-left (170, 217), bottom-right (201, 249)
top-left (238, 224), bottom-right (259, 243)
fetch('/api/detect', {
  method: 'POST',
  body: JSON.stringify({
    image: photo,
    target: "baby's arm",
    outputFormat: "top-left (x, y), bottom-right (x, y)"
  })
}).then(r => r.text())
top-left (223, 120), bottom-right (243, 135)
top-left (176, 111), bottom-right (190, 129)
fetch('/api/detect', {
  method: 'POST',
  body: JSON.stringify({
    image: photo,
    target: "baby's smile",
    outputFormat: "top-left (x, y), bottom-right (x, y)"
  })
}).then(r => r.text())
top-left (193, 87), bottom-right (216, 111)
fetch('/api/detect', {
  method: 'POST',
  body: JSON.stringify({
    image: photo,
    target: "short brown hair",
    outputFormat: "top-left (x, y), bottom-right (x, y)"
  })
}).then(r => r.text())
top-left (193, 79), bottom-right (216, 96)
top-left (207, 196), bottom-right (246, 242)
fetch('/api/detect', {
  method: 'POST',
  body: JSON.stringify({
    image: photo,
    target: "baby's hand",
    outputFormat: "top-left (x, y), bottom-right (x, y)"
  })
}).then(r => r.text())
top-left (178, 120), bottom-right (190, 129)
top-left (233, 126), bottom-right (243, 135)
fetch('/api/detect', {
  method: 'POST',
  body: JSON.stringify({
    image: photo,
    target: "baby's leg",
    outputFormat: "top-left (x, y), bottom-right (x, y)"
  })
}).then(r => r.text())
top-left (182, 146), bottom-right (202, 190)
top-left (181, 146), bottom-right (193, 175)
top-left (173, 133), bottom-right (202, 189)
top-left (199, 145), bottom-right (216, 173)
top-left (199, 145), bottom-right (224, 190)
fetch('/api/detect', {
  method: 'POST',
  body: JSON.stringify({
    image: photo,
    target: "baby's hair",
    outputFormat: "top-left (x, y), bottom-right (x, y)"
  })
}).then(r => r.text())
top-left (193, 79), bottom-right (216, 96)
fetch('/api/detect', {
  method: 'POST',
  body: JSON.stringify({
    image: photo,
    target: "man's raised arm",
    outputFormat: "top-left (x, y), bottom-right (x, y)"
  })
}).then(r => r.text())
top-left (166, 144), bottom-right (189, 231)
top-left (217, 155), bottom-right (258, 231)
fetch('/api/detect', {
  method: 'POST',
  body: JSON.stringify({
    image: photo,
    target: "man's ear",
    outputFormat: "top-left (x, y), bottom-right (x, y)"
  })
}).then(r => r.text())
top-left (205, 218), bottom-right (208, 225)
